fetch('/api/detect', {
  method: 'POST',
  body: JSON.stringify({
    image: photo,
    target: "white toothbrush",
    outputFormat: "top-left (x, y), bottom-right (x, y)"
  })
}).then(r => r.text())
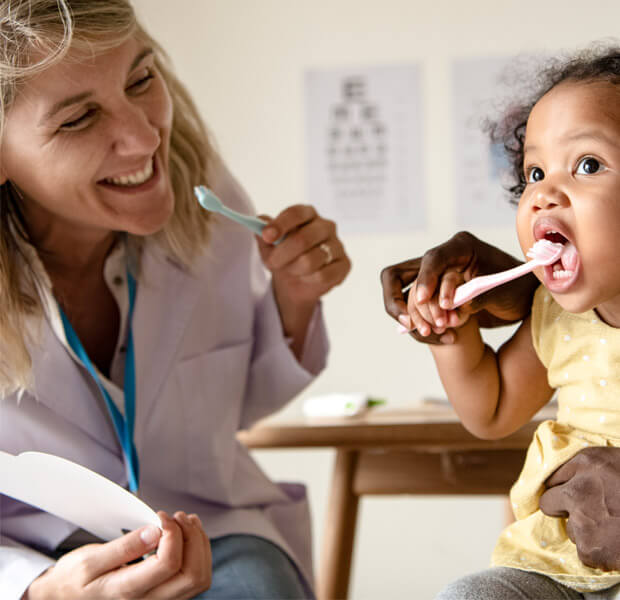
top-left (399, 239), bottom-right (564, 332)
top-left (194, 185), bottom-right (268, 235)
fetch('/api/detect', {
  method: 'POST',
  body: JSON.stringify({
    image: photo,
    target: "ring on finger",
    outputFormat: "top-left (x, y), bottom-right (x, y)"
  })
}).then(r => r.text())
top-left (319, 242), bottom-right (334, 265)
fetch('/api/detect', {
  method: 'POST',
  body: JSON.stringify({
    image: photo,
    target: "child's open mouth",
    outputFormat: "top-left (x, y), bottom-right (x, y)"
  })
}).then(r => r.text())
top-left (541, 230), bottom-right (580, 290)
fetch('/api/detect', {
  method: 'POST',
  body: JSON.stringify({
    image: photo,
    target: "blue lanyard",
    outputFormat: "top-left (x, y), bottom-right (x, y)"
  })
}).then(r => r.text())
top-left (58, 271), bottom-right (139, 493)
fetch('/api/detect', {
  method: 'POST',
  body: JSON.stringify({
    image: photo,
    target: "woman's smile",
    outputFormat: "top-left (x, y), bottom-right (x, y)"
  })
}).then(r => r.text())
top-left (0, 36), bottom-right (175, 249)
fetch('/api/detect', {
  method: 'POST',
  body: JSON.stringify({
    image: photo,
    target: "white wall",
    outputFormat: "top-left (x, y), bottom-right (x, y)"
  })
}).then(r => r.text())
top-left (132, 1), bottom-right (620, 597)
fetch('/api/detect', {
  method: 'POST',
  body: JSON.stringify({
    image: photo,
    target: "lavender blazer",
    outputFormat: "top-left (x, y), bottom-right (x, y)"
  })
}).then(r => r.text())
top-left (0, 160), bottom-right (328, 598)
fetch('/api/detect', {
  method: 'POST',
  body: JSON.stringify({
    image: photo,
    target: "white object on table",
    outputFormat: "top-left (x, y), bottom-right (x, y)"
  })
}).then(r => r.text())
top-left (303, 393), bottom-right (386, 418)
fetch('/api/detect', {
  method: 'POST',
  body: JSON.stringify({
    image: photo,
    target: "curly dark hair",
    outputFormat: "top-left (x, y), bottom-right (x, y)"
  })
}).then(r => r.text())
top-left (487, 42), bottom-right (620, 204)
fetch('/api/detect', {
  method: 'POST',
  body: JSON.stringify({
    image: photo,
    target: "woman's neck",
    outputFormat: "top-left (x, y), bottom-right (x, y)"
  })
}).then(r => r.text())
top-left (34, 228), bottom-right (118, 282)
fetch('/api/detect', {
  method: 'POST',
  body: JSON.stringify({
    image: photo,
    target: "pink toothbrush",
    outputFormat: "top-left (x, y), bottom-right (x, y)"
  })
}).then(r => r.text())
top-left (450, 239), bottom-right (563, 308)
top-left (398, 239), bottom-right (563, 333)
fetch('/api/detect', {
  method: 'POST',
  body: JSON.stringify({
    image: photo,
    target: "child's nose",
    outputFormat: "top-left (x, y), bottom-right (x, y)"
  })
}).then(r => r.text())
top-left (532, 182), bottom-right (569, 211)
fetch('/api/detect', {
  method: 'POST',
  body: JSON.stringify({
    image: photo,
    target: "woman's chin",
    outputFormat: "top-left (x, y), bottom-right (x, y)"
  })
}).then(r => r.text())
top-left (121, 203), bottom-right (174, 237)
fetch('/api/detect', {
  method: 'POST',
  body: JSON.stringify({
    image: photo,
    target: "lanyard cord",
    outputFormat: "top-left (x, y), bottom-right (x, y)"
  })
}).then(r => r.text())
top-left (58, 271), bottom-right (139, 493)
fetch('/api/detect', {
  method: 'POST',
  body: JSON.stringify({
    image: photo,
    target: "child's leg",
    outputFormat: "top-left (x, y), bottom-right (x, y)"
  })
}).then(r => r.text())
top-left (585, 582), bottom-right (620, 600)
top-left (436, 567), bottom-right (582, 600)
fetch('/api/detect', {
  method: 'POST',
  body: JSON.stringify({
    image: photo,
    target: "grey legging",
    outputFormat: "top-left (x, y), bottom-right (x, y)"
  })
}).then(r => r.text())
top-left (435, 567), bottom-right (620, 600)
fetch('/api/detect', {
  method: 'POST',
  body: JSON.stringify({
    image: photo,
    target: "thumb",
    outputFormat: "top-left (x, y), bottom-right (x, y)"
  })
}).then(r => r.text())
top-left (257, 214), bottom-right (280, 245)
top-left (82, 526), bottom-right (161, 579)
top-left (539, 485), bottom-right (570, 518)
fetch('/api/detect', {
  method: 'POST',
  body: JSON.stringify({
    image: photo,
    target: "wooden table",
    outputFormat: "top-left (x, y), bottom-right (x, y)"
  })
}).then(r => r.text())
top-left (238, 404), bottom-right (552, 600)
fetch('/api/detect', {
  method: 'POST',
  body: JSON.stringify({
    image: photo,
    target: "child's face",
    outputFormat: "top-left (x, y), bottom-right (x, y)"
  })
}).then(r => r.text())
top-left (516, 80), bottom-right (620, 325)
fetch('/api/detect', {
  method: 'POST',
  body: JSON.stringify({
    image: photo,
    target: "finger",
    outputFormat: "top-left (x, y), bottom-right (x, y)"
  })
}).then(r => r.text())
top-left (544, 458), bottom-right (582, 488)
top-left (438, 271), bottom-right (464, 310)
top-left (260, 205), bottom-right (318, 244)
top-left (149, 513), bottom-right (211, 599)
top-left (407, 304), bottom-right (433, 337)
top-left (380, 259), bottom-right (422, 320)
top-left (423, 296), bottom-right (448, 333)
top-left (438, 330), bottom-right (456, 344)
top-left (77, 525), bottom-right (161, 581)
top-left (415, 235), bottom-right (473, 303)
top-left (279, 238), bottom-right (346, 278)
top-left (174, 513), bottom-right (209, 583)
top-left (446, 309), bottom-right (465, 328)
top-left (189, 514), bottom-right (213, 573)
top-left (266, 219), bottom-right (336, 270)
top-left (290, 257), bottom-right (350, 296)
top-left (538, 485), bottom-right (570, 518)
top-left (411, 293), bottom-right (445, 334)
top-left (306, 254), bottom-right (350, 287)
top-left (97, 512), bottom-right (185, 598)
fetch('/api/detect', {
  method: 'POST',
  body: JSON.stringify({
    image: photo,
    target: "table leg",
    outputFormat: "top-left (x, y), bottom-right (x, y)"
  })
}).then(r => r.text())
top-left (317, 449), bottom-right (360, 600)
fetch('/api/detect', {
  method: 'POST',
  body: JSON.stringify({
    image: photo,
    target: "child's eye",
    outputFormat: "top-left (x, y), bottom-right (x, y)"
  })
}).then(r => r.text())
top-left (526, 167), bottom-right (545, 183)
top-left (59, 108), bottom-right (97, 131)
top-left (576, 156), bottom-right (605, 175)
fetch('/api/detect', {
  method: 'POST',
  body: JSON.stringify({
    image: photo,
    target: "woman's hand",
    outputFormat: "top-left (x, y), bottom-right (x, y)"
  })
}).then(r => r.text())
top-left (539, 447), bottom-right (620, 572)
top-left (257, 205), bottom-right (351, 358)
top-left (403, 269), bottom-right (470, 339)
top-left (27, 512), bottom-right (211, 600)
top-left (381, 231), bottom-right (538, 344)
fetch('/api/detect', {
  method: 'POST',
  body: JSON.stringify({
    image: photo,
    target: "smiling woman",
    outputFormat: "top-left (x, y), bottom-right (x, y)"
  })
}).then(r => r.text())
top-left (0, 2), bottom-right (350, 599)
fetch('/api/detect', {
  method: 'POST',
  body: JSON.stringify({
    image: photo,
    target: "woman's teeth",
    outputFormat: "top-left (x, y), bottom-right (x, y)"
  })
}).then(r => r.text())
top-left (105, 159), bottom-right (153, 186)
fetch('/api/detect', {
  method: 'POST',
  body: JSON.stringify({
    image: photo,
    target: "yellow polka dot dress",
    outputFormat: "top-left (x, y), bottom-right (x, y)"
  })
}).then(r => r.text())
top-left (492, 286), bottom-right (620, 592)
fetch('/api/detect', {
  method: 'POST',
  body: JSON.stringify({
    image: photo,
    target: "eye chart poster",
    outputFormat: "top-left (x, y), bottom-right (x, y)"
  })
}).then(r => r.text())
top-left (452, 56), bottom-right (523, 228)
top-left (305, 64), bottom-right (425, 233)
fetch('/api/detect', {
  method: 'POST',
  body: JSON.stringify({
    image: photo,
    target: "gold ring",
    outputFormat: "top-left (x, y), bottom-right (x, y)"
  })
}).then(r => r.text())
top-left (319, 242), bottom-right (333, 265)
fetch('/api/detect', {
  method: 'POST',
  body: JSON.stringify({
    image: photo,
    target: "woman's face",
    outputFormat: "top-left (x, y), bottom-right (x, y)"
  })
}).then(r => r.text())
top-left (0, 36), bottom-right (175, 244)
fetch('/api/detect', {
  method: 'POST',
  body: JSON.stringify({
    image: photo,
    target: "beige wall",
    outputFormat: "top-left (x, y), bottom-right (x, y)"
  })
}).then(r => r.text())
top-left (132, 1), bottom-right (620, 597)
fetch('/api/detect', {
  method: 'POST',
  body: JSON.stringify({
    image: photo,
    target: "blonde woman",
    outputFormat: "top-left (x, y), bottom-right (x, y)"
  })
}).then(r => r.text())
top-left (0, 1), bottom-right (350, 598)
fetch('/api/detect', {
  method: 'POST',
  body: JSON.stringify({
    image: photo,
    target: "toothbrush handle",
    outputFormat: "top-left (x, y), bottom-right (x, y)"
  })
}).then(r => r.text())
top-left (219, 206), bottom-right (267, 236)
top-left (452, 260), bottom-right (539, 308)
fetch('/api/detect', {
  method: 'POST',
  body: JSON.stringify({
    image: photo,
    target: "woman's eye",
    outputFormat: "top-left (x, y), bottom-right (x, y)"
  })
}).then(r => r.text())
top-left (527, 167), bottom-right (545, 183)
top-left (127, 70), bottom-right (154, 93)
top-left (576, 156), bottom-right (605, 175)
top-left (60, 108), bottom-right (97, 131)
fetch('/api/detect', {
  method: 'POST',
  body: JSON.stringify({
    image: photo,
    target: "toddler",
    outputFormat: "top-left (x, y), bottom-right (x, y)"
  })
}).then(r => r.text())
top-left (406, 44), bottom-right (620, 598)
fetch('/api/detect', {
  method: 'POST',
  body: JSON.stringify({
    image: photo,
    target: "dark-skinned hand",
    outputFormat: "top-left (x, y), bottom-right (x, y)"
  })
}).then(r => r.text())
top-left (380, 231), bottom-right (538, 344)
top-left (540, 446), bottom-right (620, 572)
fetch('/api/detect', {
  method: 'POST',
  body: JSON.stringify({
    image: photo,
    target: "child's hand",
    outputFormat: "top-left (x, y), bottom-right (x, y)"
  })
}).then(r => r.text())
top-left (401, 269), bottom-right (470, 337)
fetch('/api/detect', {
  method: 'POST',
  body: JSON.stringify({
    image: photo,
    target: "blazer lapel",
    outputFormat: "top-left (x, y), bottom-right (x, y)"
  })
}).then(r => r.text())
top-left (131, 243), bottom-right (205, 446)
top-left (31, 322), bottom-right (120, 452)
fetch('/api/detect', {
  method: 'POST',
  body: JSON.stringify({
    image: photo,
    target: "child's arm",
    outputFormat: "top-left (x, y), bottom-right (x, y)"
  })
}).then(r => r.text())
top-left (430, 314), bottom-right (553, 439)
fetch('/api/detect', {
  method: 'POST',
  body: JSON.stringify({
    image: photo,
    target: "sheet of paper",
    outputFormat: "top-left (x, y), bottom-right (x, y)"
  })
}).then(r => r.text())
top-left (0, 451), bottom-right (161, 540)
top-left (452, 56), bottom-right (525, 228)
top-left (305, 63), bottom-right (425, 233)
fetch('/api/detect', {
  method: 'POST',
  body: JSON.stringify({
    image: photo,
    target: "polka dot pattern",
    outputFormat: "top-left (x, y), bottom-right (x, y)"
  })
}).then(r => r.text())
top-left (493, 287), bottom-right (620, 590)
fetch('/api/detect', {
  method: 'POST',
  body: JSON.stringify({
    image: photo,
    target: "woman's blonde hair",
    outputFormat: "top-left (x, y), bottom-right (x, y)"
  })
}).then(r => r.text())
top-left (0, 0), bottom-right (214, 395)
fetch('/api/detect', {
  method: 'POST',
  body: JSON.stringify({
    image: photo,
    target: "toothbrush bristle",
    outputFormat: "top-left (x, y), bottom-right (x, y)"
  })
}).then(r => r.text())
top-left (526, 239), bottom-right (564, 264)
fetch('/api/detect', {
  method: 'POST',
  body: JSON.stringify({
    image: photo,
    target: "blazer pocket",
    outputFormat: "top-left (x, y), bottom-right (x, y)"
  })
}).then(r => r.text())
top-left (175, 339), bottom-right (253, 500)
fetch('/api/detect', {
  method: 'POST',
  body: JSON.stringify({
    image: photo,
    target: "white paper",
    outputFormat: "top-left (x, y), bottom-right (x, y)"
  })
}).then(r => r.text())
top-left (0, 451), bottom-right (161, 541)
top-left (305, 64), bottom-right (425, 233)
top-left (452, 56), bottom-right (525, 228)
